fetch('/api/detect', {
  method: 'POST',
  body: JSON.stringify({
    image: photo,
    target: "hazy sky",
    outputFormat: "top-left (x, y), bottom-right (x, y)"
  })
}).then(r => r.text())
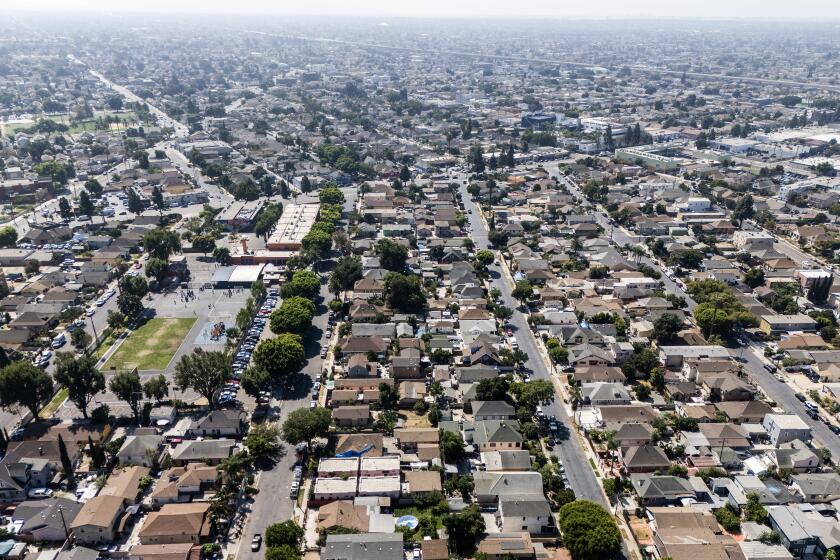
top-left (5, 0), bottom-right (840, 18)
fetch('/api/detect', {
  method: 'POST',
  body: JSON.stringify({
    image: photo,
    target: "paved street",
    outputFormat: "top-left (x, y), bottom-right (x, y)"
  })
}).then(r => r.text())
top-left (458, 179), bottom-right (607, 506)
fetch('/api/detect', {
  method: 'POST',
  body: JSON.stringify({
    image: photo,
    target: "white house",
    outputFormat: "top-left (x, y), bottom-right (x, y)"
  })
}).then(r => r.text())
top-left (763, 414), bottom-right (811, 446)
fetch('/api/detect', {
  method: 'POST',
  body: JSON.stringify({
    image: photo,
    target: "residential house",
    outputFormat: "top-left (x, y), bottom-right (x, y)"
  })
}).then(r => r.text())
top-left (168, 439), bottom-right (236, 466)
top-left (496, 498), bottom-right (554, 535)
top-left (70, 494), bottom-right (126, 544)
top-left (117, 435), bottom-right (163, 467)
top-left (333, 406), bottom-right (372, 428)
top-left (13, 497), bottom-right (83, 542)
top-left (620, 445), bottom-right (671, 473)
top-left (185, 410), bottom-right (245, 438)
top-left (763, 414), bottom-right (812, 446)
top-left (138, 503), bottom-right (211, 545)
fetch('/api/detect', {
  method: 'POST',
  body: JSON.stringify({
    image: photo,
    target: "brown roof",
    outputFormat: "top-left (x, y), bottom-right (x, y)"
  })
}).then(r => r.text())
top-left (70, 495), bottom-right (124, 529)
top-left (394, 428), bottom-right (439, 444)
top-left (139, 503), bottom-right (210, 539)
top-left (129, 543), bottom-right (195, 560)
top-left (332, 405), bottom-right (371, 420)
top-left (403, 470), bottom-right (442, 493)
top-left (316, 501), bottom-right (369, 532)
top-left (334, 434), bottom-right (384, 457)
top-left (420, 539), bottom-right (449, 560)
top-left (100, 465), bottom-right (150, 502)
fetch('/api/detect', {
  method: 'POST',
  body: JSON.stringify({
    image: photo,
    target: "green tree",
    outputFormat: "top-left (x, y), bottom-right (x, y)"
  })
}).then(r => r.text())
top-left (281, 407), bottom-right (331, 445)
top-left (475, 249), bottom-right (494, 266)
top-left (714, 504), bottom-right (741, 532)
top-left (254, 334), bottom-right (305, 381)
top-left (143, 228), bottom-right (181, 261)
top-left (117, 275), bottom-right (149, 318)
top-left (301, 229), bottom-right (332, 260)
top-left (744, 492), bottom-right (768, 524)
top-left (108, 369), bottom-right (143, 422)
top-left (127, 189), bottom-right (144, 214)
top-left (151, 185), bottom-right (165, 213)
top-left (0, 226), bottom-right (18, 248)
top-left (58, 434), bottom-right (75, 485)
top-left (264, 546), bottom-right (300, 560)
top-left (511, 379), bottom-right (554, 412)
top-left (107, 310), bottom-right (127, 332)
top-left (512, 280), bottom-right (533, 306)
top-left (443, 506), bottom-right (485, 555)
top-left (378, 382), bottom-right (398, 411)
top-left (265, 520), bottom-right (304, 548)
top-left (79, 190), bottom-right (95, 217)
top-left (653, 313), bottom-right (683, 344)
top-left (383, 272), bottom-right (426, 313)
top-left (143, 374), bottom-right (169, 404)
top-left (319, 185), bottom-right (345, 205)
top-left (328, 256), bottom-right (363, 297)
top-left (244, 423), bottom-right (281, 466)
top-left (270, 297), bottom-right (316, 335)
top-left (240, 367), bottom-right (271, 399)
top-left (144, 257), bottom-right (169, 283)
top-left (440, 430), bottom-right (466, 462)
top-left (557, 500), bottom-right (622, 560)
top-left (376, 239), bottom-right (409, 272)
top-left (213, 246), bottom-right (231, 266)
top-left (281, 269), bottom-right (321, 300)
top-left (54, 353), bottom-right (105, 419)
top-left (58, 197), bottom-right (72, 219)
top-left (743, 268), bottom-right (765, 289)
top-left (0, 361), bottom-right (54, 420)
top-left (192, 234), bottom-right (216, 256)
top-left (173, 349), bottom-right (230, 408)
top-left (71, 328), bottom-right (92, 353)
top-left (84, 179), bottom-right (103, 198)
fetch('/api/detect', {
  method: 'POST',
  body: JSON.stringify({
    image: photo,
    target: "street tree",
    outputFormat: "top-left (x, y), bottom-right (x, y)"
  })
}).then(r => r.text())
top-left (143, 374), bottom-right (170, 404)
top-left (71, 328), bottom-right (92, 353)
top-left (328, 256), bottom-right (363, 297)
top-left (173, 349), bottom-right (230, 408)
top-left (281, 269), bottom-right (320, 300)
top-left (108, 369), bottom-right (143, 423)
top-left (54, 353), bottom-right (105, 419)
top-left (117, 275), bottom-right (149, 318)
top-left (270, 297), bottom-right (315, 335)
top-left (84, 179), bottom-right (103, 198)
top-left (244, 423), bottom-right (281, 467)
top-left (557, 500), bottom-right (622, 560)
top-left (512, 280), bottom-right (533, 306)
top-left (240, 367), bottom-right (271, 398)
top-left (253, 334), bottom-right (305, 381)
top-left (0, 361), bottom-right (54, 420)
top-left (281, 407), bottom-right (331, 445)
top-left (78, 190), bottom-right (95, 217)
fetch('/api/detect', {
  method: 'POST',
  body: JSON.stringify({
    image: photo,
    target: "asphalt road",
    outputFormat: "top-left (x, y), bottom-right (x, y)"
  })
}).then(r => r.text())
top-left (457, 178), bottom-right (607, 506)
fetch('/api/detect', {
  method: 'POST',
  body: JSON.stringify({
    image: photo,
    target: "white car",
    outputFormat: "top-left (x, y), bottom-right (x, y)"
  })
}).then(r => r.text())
top-left (86, 308), bottom-right (96, 317)
top-left (28, 488), bottom-right (53, 499)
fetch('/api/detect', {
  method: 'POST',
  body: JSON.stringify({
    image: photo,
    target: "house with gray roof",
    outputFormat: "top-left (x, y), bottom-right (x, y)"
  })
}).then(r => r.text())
top-left (630, 474), bottom-right (696, 506)
top-left (790, 473), bottom-right (840, 503)
top-left (321, 532), bottom-right (404, 560)
top-left (473, 472), bottom-right (544, 504)
top-left (471, 401), bottom-right (516, 421)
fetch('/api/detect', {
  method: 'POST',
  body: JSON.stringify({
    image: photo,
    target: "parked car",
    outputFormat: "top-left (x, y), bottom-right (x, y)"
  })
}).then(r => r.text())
top-left (251, 535), bottom-right (262, 552)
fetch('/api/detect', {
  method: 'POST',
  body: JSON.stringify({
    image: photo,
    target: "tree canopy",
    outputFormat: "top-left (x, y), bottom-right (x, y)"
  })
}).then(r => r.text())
top-left (108, 369), bottom-right (143, 422)
top-left (281, 269), bottom-right (321, 300)
top-left (0, 361), bottom-right (54, 420)
top-left (281, 407), bottom-right (331, 444)
top-left (557, 500), bottom-right (622, 560)
top-left (254, 334), bottom-right (305, 380)
top-left (383, 272), bottom-right (426, 313)
top-left (376, 239), bottom-right (408, 272)
top-left (54, 353), bottom-right (105, 419)
top-left (173, 349), bottom-right (230, 408)
top-left (270, 297), bottom-right (316, 335)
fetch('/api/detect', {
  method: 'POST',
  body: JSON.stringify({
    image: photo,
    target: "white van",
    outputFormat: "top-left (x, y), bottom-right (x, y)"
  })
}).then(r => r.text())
top-left (51, 333), bottom-right (66, 349)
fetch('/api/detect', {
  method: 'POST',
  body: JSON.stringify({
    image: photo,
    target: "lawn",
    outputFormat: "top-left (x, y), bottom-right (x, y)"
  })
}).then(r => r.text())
top-left (40, 388), bottom-right (69, 418)
top-left (104, 317), bottom-right (196, 371)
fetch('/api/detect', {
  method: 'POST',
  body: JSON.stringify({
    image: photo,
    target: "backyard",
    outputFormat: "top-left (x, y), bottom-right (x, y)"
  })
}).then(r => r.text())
top-left (103, 317), bottom-right (196, 371)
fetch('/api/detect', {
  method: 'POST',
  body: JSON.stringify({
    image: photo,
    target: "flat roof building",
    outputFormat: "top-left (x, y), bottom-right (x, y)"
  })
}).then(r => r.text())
top-left (266, 203), bottom-right (320, 251)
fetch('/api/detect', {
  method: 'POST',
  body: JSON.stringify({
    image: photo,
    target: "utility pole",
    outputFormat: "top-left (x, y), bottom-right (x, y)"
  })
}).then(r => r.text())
top-left (57, 504), bottom-right (70, 540)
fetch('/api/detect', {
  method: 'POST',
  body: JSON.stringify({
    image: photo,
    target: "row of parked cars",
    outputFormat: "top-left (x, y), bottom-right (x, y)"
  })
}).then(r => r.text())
top-left (223, 289), bottom-right (279, 405)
